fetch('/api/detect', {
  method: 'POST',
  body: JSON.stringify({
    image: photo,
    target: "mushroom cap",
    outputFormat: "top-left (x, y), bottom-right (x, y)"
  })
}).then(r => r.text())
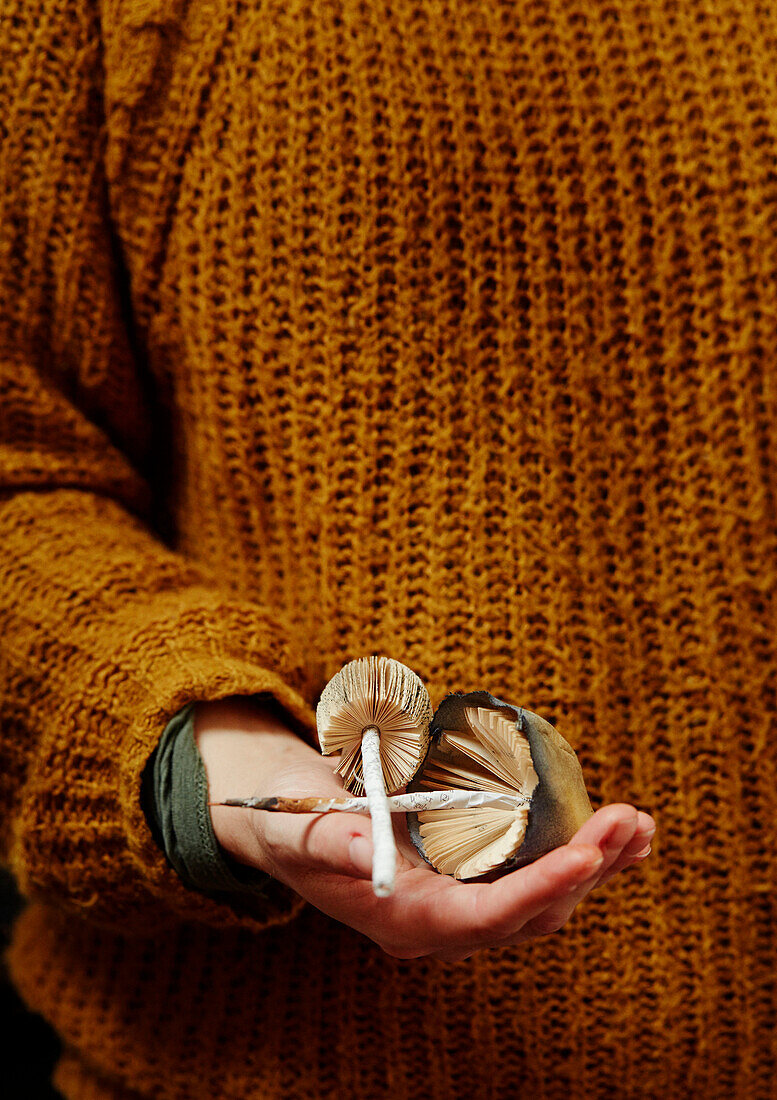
top-left (316, 655), bottom-right (433, 794)
top-left (406, 690), bottom-right (594, 878)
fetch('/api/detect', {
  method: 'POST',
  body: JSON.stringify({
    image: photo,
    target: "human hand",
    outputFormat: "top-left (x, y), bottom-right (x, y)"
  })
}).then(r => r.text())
top-left (195, 697), bottom-right (656, 962)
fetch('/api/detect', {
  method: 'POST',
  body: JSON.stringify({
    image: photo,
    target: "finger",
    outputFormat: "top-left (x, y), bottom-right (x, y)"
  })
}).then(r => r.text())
top-left (517, 817), bottom-right (639, 939)
top-left (302, 816), bottom-right (377, 877)
top-left (517, 809), bottom-right (657, 940)
top-left (466, 843), bottom-right (606, 940)
top-left (634, 809), bottom-right (657, 839)
top-left (596, 838), bottom-right (654, 887)
top-left (555, 803), bottom-right (640, 889)
top-left (451, 809), bottom-right (641, 953)
top-left (567, 803), bottom-right (641, 852)
top-left (433, 835), bottom-right (655, 962)
top-left (348, 834), bottom-right (376, 878)
top-left (372, 810), bottom-right (649, 948)
top-left (436, 858), bottom-right (607, 961)
top-left (281, 805), bottom-right (420, 881)
top-left (237, 753), bottom-right (380, 878)
top-left (626, 811), bottom-right (656, 850)
top-left (587, 811), bottom-right (657, 888)
top-left (256, 797), bottom-right (375, 879)
top-left (458, 848), bottom-right (642, 961)
top-left (338, 822), bottom-right (420, 879)
top-left (626, 810), bottom-right (656, 856)
top-left (351, 842), bottom-right (604, 961)
top-left (427, 845), bottom-right (605, 961)
top-left (368, 812), bottom-right (653, 961)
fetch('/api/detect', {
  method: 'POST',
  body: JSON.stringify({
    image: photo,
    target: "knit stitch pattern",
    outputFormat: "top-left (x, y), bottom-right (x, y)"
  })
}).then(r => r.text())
top-left (1, 0), bottom-right (776, 1097)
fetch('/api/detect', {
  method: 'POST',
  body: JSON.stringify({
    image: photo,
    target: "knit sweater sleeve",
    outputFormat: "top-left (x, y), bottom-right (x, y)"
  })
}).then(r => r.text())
top-left (0, 3), bottom-right (316, 934)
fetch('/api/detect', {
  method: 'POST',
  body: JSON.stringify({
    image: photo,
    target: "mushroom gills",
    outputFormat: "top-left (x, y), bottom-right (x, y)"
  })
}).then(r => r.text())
top-left (315, 655), bottom-right (432, 794)
top-left (414, 704), bottom-right (539, 880)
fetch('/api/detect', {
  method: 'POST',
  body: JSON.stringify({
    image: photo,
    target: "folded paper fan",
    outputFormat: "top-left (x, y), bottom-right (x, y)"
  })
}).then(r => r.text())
top-left (406, 690), bottom-right (594, 880)
top-left (316, 654), bottom-right (432, 795)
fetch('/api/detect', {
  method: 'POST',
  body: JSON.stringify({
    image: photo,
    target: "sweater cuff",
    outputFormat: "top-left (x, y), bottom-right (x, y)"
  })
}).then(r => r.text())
top-left (141, 701), bottom-right (278, 901)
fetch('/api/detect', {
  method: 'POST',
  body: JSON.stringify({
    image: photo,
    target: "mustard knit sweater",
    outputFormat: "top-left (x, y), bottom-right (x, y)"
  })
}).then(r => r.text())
top-left (1, 2), bottom-right (775, 1097)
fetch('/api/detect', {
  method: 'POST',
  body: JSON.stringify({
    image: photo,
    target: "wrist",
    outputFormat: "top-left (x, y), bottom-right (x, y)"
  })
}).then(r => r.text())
top-left (193, 696), bottom-right (293, 789)
top-left (193, 695), bottom-right (319, 876)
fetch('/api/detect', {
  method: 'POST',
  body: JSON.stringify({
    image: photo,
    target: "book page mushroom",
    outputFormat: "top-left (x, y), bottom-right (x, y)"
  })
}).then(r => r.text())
top-left (211, 669), bottom-right (596, 894)
top-left (315, 654), bottom-right (433, 896)
top-left (405, 690), bottom-right (594, 880)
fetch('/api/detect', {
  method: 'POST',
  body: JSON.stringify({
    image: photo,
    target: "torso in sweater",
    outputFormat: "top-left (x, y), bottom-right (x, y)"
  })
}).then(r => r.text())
top-left (1, 2), bottom-right (776, 1098)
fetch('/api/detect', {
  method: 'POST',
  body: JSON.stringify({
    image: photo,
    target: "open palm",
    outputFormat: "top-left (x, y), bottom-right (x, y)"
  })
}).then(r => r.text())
top-left (201, 700), bottom-right (656, 964)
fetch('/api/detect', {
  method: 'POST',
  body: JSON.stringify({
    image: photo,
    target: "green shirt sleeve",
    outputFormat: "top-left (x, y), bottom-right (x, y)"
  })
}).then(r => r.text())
top-left (140, 701), bottom-right (274, 900)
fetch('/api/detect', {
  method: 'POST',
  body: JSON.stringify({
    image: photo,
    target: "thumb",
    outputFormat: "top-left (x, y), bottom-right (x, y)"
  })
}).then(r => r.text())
top-left (262, 801), bottom-right (377, 881)
top-left (348, 834), bottom-right (375, 877)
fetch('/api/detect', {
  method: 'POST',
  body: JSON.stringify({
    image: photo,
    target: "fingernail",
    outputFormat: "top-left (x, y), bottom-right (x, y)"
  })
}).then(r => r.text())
top-left (349, 835), bottom-right (373, 877)
top-left (633, 845), bottom-right (652, 860)
top-left (567, 855), bottom-right (604, 893)
top-left (572, 849), bottom-right (604, 875)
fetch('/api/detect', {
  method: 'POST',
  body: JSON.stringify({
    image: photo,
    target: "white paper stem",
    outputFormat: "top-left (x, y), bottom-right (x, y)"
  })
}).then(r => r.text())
top-left (216, 790), bottom-right (531, 813)
top-left (360, 725), bottom-right (396, 898)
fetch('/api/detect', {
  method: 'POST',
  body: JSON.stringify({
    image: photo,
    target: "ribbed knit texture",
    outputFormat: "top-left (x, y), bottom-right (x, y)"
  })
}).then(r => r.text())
top-left (1, 1), bottom-right (776, 1097)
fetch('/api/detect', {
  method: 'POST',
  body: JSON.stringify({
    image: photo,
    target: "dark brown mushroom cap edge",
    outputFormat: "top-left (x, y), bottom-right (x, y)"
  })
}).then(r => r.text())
top-left (405, 690), bottom-right (595, 882)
